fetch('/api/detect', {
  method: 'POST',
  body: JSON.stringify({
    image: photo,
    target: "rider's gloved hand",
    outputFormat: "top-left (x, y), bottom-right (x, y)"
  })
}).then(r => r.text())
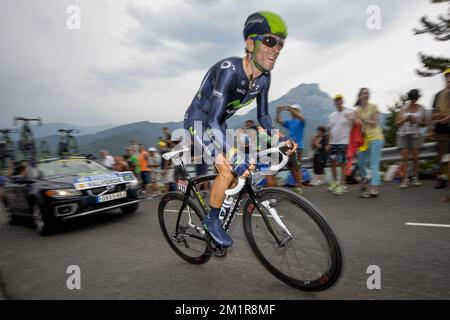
top-left (229, 150), bottom-right (249, 176)
top-left (228, 147), bottom-right (260, 177)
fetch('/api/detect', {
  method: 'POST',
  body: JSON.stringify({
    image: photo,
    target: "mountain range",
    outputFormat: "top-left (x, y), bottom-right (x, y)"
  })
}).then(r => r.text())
top-left (8, 83), bottom-right (387, 157)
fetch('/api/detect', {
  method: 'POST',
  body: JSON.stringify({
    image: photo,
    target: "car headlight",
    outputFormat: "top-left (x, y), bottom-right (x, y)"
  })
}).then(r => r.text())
top-left (46, 189), bottom-right (82, 198)
top-left (128, 179), bottom-right (140, 188)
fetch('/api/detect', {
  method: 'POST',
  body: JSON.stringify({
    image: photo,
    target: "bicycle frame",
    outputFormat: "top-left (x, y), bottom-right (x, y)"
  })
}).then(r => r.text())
top-left (173, 161), bottom-right (285, 247)
top-left (57, 129), bottom-right (79, 156)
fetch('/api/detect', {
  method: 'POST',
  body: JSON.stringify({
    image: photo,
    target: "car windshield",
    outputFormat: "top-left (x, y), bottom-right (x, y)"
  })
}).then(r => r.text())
top-left (38, 159), bottom-right (108, 178)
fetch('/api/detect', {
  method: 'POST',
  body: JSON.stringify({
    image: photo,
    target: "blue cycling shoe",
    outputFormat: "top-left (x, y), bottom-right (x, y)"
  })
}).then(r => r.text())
top-left (203, 215), bottom-right (233, 248)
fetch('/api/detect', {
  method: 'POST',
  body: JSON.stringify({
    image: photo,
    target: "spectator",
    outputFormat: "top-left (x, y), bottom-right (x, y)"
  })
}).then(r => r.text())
top-left (430, 68), bottom-right (450, 189)
top-left (158, 127), bottom-right (174, 186)
top-left (126, 147), bottom-right (141, 179)
top-left (170, 136), bottom-right (186, 191)
top-left (113, 156), bottom-right (129, 172)
top-left (138, 144), bottom-right (151, 194)
top-left (395, 89), bottom-right (427, 188)
top-left (161, 127), bottom-right (173, 147)
top-left (276, 104), bottom-right (305, 194)
top-left (161, 127), bottom-right (173, 170)
top-left (354, 88), bottom-right (385, 198)
top-left (327, 94), bottom-right (355, 195)
top-left (100, 150), bottom-right (115, 169)
top-left (310, 126), bottom-right (328, 186)
top-left (128, 140), bottom-right (140, 154)
top-left (148, 147), bottom-right (162, 197)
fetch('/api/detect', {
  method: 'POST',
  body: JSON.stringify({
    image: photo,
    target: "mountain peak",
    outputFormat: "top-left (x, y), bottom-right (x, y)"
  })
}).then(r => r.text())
top-left (285, 83), bottom-right (327, 98)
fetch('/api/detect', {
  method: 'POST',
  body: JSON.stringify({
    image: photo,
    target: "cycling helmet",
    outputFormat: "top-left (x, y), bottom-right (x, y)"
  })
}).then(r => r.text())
top-left (243, 11), bottom-right (287, 73)
top-left (243, 11), bottom-right (288, 40)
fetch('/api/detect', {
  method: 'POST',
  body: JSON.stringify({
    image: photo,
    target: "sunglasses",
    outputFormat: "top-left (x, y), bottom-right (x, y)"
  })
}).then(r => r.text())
top-left (254, 35), bottom-right (284, 49)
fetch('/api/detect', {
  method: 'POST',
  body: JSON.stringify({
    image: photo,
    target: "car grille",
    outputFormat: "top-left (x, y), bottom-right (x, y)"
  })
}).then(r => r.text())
top-left (84, 183), bottom-right (127, 196)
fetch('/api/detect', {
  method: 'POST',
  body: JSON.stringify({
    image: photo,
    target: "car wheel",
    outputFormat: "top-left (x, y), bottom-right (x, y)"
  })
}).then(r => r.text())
top-left (31, 203), bottom-right (55, 236)
top-left (121, 203), bottom-right (139, 214)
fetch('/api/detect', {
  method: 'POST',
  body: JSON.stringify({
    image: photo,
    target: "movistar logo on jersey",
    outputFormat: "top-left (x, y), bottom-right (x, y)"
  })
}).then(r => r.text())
top-left (228, 98), bottom-right (255, 110)
top-left (236, 88), bottom-right (246, 95)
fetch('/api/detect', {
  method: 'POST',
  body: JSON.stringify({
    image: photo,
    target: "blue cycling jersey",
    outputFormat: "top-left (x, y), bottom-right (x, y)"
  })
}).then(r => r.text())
top-left (184, 57), bottom-right (273, 157)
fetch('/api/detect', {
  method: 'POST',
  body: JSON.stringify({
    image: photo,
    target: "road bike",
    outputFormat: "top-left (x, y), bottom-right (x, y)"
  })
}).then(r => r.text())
top-left (57, 129), bottom-right (79, 156)
top-left (158, 142), bottom-right (342, 291)
top-left (0, 129), bottom-right (16, 173)
top-left (13, 117), bottom-right (41, 160)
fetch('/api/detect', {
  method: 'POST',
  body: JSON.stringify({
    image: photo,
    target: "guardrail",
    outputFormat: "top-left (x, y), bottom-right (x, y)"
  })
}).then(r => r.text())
top-left (301, 142), bottom-right (438, 169)
top-left (184, 142), bottom-right (438, 174)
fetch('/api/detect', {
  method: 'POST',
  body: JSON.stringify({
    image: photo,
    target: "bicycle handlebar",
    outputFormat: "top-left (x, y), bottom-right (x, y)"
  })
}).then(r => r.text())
top-left (162, 142), bottom-right (292, 196)
top-left (257, 141), bottom-right (290, 173)
top-left (225, 141), bottom-right (291, 195)
top-left (58, 129), bottom-right (78, 134)
top-left (14, 117), bottom-right (42, 126)
top-left (225, 177), bottom-right (246, 196)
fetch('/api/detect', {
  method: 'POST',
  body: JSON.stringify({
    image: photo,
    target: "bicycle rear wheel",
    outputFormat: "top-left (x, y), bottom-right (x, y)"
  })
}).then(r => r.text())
top-left (242, 187), bottom-right (342, 291)
top-left (158, 192), bottom-right (212, 265)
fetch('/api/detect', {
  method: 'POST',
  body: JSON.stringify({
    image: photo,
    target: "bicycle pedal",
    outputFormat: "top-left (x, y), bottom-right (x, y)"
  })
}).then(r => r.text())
top-left (205, 235), bottom-right (227, 258)
top-left (210, 243), bottom-right (227, 258)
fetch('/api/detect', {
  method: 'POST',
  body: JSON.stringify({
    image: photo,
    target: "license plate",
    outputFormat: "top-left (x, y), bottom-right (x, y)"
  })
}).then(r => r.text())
top-left (96, 191), bottom-right (127, 203)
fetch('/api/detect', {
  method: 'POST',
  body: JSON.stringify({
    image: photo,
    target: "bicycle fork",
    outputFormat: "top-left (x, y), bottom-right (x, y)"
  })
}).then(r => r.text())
top-left (257, 199), bottom-right (294, 247)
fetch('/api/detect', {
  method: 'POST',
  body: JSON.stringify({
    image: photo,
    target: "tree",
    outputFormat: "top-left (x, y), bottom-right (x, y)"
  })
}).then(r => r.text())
top-left (414, 0), bottom-right (450, 76)
top-left (383, 95), bottom-right (408, 147)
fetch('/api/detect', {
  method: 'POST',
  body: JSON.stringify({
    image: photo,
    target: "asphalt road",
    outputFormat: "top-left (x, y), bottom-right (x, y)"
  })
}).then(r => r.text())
top-left (0, 181), bottom-right (449, 300)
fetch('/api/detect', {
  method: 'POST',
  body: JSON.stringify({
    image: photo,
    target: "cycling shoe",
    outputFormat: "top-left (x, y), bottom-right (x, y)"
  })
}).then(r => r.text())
top-left (203, 215), bottom-right (233, 248)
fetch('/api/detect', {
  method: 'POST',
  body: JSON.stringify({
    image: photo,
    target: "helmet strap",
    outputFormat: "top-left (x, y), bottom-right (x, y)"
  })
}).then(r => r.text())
top-left (252, 55), bottom-right (269, 73)
top-left (250, 40), bottom-right (269, 73)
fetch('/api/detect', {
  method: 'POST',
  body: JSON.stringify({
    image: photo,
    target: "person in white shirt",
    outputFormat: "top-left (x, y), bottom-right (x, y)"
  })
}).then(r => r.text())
top-left (148, 147), bottom-right (162, 196)
top-left (100, 150), bottom-right (115, 169)
top-left (327, 94), bottom-right (355, 195)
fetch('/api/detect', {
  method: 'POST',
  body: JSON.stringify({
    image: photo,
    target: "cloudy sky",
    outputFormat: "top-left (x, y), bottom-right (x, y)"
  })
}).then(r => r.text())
top-left (1, 0), bottom-right (449, 127)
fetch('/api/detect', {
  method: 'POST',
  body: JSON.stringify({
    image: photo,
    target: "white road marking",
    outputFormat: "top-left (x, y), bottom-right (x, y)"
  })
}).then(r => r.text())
top-left (405, 222), bottom-right (450, 228)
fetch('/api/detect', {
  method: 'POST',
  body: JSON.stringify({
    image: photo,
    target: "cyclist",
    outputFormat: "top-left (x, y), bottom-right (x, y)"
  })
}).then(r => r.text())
top-left (183, 11), bottom-right (296, 248)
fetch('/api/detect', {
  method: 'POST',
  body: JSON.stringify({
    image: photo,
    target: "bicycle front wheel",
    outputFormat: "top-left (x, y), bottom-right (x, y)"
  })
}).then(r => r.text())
top-left (158, 192), bottom-right (212, 265)
top-left (67, 137), bottom-right (78, 154)
top-left (242, 187), bottom-right (342, 291)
